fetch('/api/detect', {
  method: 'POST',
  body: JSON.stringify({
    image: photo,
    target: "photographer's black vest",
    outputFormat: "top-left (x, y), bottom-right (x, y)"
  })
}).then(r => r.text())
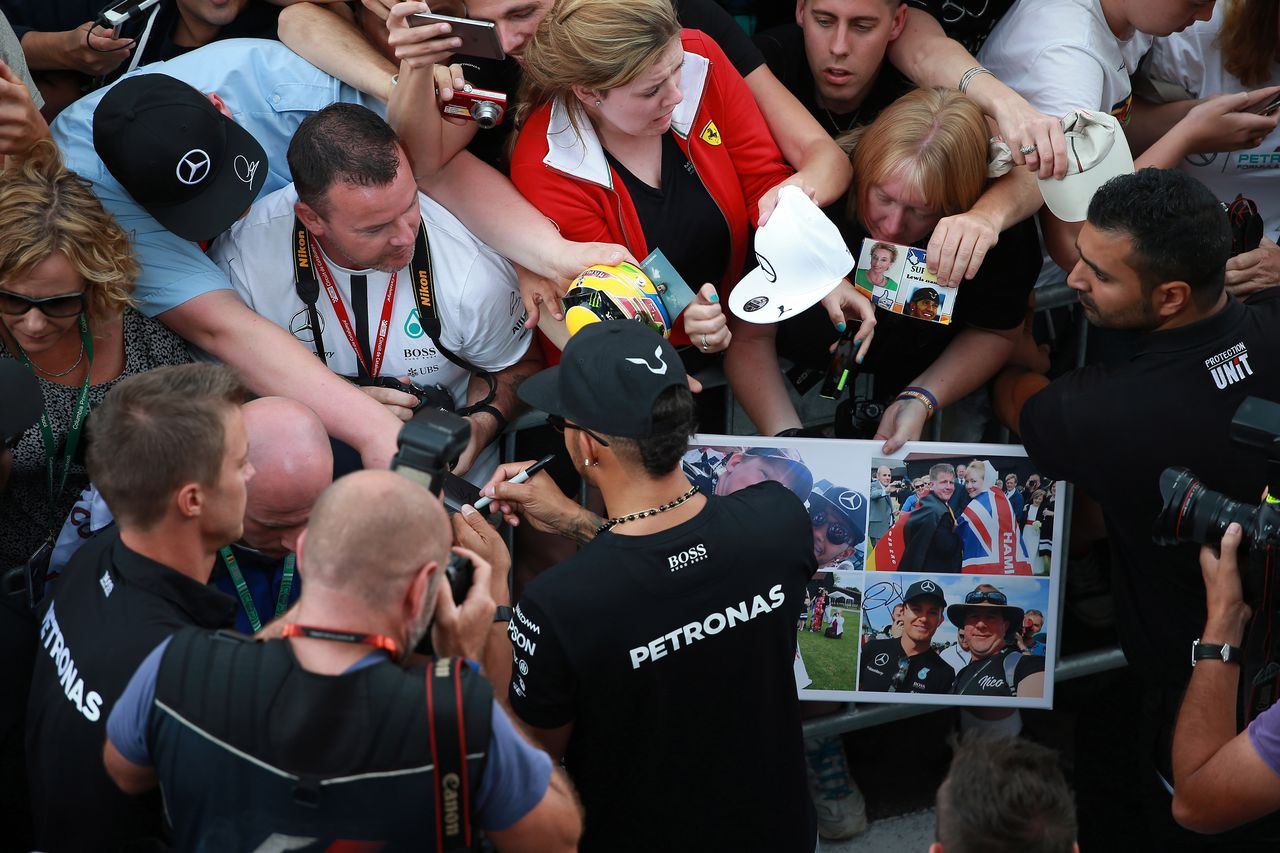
top-left (149, 628), bottom-right (492, 852)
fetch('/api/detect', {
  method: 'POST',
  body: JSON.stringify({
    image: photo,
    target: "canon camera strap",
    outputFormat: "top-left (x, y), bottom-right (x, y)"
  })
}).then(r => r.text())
top-left (427, 657), bottom-right (475, 852)
top-left (291, 217), bottom-right (496, 411)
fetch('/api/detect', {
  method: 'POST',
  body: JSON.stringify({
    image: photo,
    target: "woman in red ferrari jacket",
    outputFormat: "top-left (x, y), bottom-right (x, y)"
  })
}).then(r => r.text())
top-left (509, 0), bottom-right (814, 375)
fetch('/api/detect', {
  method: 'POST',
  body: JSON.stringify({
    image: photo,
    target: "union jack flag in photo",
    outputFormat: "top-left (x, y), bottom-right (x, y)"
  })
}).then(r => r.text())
top-left (958, 489), bottom-right (1032, 575)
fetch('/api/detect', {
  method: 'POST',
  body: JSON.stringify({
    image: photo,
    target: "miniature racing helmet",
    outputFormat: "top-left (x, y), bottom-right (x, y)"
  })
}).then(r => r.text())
top-left (562, 262), bottom-right (672, 339)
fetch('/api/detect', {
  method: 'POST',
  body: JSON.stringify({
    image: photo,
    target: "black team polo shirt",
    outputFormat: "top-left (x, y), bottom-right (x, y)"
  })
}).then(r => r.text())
top-left (25, 527), bottom-right (236, 851)
top-left (1020, 291), bottom-right (1280, 687)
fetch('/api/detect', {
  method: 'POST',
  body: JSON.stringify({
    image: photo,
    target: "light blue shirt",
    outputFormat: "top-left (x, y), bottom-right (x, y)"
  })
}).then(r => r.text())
top-left (51, 39), bottom-right (384, 316)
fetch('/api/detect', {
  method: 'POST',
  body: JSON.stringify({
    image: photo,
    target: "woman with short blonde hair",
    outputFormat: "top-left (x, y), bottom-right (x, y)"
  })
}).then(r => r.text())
top-left (773, 87), bottom-right (1041, 448)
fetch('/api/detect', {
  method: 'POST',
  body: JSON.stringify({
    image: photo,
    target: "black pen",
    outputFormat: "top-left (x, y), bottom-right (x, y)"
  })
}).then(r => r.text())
top-left (473, 454), bottom-right (557, 510)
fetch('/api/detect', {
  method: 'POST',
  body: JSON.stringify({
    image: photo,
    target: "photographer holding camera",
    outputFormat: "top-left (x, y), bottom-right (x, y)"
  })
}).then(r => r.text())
top-left (1171, 522), bottom-right (1280, 835)
top-left (104, 469), bottom-right (580, 851)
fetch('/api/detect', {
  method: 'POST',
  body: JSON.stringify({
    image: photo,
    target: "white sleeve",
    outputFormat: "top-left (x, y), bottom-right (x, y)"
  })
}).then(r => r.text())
top-left (1010, 44), bottom-right (1108, 117)
top-left (1142, 32), bottom-right (1207, 96)
top-left (439, 250), bottom-right (532, 373)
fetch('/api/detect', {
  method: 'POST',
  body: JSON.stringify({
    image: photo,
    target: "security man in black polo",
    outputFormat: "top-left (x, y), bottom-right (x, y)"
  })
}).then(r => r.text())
top-left (1013, 169), bottom-right (1280, 844)
top-left (859, 580), bottom-right (955, 693)
top-left (24, 365), bottom-right (246, 852)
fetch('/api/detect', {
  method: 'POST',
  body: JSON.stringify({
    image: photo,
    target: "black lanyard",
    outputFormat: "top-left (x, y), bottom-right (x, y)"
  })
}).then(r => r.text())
top-left (291, 217), bottom-right (496, 409)
top-left (12, 314), bottom-right (95, 532)
top-left (220, 547), bottom-right (295, 633)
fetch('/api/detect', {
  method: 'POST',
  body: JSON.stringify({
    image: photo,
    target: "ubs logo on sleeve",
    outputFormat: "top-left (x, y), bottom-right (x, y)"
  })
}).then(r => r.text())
top-left (1205, 342), bottom-right (1255, 390)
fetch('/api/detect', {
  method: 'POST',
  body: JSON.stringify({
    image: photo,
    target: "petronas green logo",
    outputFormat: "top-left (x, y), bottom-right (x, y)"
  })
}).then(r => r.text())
top-left (404, 308), bottom-right (424, 339)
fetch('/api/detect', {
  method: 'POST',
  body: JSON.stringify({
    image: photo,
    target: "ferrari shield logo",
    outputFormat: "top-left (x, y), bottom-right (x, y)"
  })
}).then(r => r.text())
top-left (699, 121), bottom-right (722, 146)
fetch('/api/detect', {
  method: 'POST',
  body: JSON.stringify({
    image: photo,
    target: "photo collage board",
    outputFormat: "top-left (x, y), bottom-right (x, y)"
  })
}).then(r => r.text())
top-left (683, 436), bottom-right (1064, 710)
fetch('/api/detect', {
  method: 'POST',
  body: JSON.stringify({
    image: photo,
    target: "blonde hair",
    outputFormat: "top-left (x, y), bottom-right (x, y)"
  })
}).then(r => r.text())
top-left (869, 242), bottom-right (899, 263)
top-left (1218, 0), bottom-right (1278, 87)
top-left (965, 459), bottom-right (987, 487)
top-left (0, 140), bottom-right (136, 323)
top-left (516, 0), bottom-right (681, 133)
top-left (840, 88), bottom-right (989, 231)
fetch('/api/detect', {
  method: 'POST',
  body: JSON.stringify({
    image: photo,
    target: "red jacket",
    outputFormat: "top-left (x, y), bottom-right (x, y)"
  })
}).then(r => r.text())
top-left (511, 29), bottom-right (793, 347)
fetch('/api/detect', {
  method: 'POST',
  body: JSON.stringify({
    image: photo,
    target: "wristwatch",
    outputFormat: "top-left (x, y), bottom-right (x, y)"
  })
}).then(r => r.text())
top-left (1191, 638), bottom-right (1242, 667)
top-left (493, 605), bottom-right (513, 623)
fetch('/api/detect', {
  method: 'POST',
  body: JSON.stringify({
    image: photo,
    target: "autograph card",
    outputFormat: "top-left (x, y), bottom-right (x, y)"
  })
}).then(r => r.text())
top-left (852, 240), bottom-right (958, 325)
top-left (641, 248), bottom-right (698, 320)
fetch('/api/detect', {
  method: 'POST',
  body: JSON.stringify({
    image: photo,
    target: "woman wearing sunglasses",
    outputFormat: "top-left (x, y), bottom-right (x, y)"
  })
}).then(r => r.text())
top-left (0, 142), bottom-right (191, 571)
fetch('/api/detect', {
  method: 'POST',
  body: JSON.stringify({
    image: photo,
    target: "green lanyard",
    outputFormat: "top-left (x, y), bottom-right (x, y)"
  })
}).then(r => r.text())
top-left (12, 314), bottom-right (95, 533)
top-left (219, 547), bottom-right (296, 633)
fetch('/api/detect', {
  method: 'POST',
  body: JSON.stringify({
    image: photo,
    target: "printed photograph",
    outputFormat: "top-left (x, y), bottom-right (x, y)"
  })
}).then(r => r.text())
top-left (866, 454), bottom-right (1058, 577)
top-left (685, 437), bottom-right (1061, 708)
top-left (852, 240), bottom-right (957, 324)
top-left (857, 574), bottom-right (1051, 700)
top-left (684, 437), bottom-right (869, 696)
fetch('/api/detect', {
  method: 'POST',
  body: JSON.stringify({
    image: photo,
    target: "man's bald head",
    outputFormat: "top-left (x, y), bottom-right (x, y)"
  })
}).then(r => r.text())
top-left (240, 397), bottom-right (333, 558)
top-left (301, 470), bottom-right (451, 609)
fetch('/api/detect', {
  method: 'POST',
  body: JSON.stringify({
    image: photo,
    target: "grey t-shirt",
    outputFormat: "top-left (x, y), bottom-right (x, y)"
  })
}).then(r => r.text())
top-left (0, 11), bottom-right (43, 109)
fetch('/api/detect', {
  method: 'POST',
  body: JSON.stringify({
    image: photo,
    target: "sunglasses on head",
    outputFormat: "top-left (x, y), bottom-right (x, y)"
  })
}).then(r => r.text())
top-left (545, 414), bottom-right (610, 447)
top-left (809, 508), bottom-right (851, 545)
top-left (0, 289), bottom-right (86, 318)
top-left (964, 589), bottom-right (1008, 606)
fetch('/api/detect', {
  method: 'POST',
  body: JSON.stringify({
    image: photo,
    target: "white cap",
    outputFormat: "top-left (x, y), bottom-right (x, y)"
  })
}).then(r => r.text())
top-left (728, 185), bottom-right (853, 324)
top-left (1038, 110), bottom-right (1135, 222)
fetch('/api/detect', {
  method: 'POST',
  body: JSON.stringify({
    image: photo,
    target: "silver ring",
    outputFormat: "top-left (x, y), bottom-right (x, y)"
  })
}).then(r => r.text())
top-left (701, 334), bottom-right (710, 351)
top-left (1019, 143), bottom-right (1038, 156)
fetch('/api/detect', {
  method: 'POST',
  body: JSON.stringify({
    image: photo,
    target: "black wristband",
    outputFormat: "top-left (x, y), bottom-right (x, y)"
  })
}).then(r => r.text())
top-left (461, 403), bottom-right (508, 436)
top-left (493, 605), bottom-right (513, 623)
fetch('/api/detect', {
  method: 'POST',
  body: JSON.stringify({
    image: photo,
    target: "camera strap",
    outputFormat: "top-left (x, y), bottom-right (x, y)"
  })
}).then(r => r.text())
top-left (292, 219), bottom-right (397, 378)
top-left (292, 217), bottom-right (496, 410)
top-left (426, 657), bottom-right (477, 852)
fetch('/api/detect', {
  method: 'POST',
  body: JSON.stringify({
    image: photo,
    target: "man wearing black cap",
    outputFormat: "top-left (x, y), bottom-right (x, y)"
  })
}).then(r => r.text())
top-left (480, 320), bottom-right (817, 852)
top-left (948, 583), bottom-right (1045, 697)
top-left (858, 579), bottom-right (954, 693)
top-left (809, 484), bottom-right (867, 570)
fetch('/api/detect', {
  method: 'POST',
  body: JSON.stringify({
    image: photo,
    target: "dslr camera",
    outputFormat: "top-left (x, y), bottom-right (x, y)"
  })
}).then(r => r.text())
top-left (350, 375), bottom-right (454, 413)
top-left (390, 409), bottom-right (475, 605)
top-left (1154, 397), bottom-right (1280, 552)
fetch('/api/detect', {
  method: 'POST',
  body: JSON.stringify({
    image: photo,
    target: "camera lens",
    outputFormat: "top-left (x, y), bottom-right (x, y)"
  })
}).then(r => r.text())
top-left (470, 100), bottom-right (503, 130)
top-left (1153, 466), bottom-right (1257, 548)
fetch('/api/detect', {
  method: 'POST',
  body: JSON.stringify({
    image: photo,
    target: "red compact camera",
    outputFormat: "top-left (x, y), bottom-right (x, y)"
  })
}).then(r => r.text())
top-left (442, 84), bottom-right (508, 130)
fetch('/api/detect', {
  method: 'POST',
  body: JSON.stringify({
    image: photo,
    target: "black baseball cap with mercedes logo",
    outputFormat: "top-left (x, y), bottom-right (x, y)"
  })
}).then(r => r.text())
top-left (93, 74), bottom-right (268, 242)
top-left (518, 321), bottom-right (689, 438)
top-left (903, 579), bottom-right (946, 607)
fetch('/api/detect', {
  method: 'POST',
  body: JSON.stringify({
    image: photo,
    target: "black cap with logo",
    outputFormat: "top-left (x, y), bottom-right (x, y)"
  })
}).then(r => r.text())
top-left (808, 484), bottom-right (866, 533)
top-left (902, 579), bottom-right (946, 608)
top-left (518, 321), bottom-right (688, 438)
top-left (93, 74), bottom-right (268, 242)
